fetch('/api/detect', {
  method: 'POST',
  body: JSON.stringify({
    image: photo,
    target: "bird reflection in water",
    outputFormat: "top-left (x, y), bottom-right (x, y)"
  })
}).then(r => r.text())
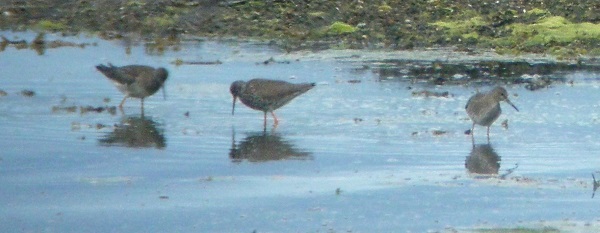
top-left (229, 130), bottom-right (312, 163)
top-left (466, 144), bottom-right (501, 178)
top-left (99, 115), bottom-right (166, 149)
top-left (466, 143), bottom-right (518, 179)
top-left (592, 173), bottom-right (600, 198)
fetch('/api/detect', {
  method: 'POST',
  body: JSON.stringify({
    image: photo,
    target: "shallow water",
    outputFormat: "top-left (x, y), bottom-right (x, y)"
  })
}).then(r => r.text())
top-left (1, 31), bottom-right (600, 232)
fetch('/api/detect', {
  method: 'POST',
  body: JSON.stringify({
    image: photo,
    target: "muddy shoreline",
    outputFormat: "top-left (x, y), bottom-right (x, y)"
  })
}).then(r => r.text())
top-left (4, 30), bottom-right (600, 91)
top-left (2, 0), bottom-right (600, 57)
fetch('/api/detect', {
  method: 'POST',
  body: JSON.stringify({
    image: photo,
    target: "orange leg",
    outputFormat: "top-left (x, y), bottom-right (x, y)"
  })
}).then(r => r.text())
top-left (271, 111), bottom-right (279, 127)
top-left (471, 123), bottom-right (475, 145)
top-left (119, 96), bottom-right (128, 108)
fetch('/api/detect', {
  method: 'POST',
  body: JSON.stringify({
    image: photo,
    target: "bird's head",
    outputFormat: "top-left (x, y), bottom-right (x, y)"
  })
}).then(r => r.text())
top-left (156, 68), bottom-right (168, 83)
top-left (230, 80), bottom-right (247, 115)
top-left (492, 87), bottom-right (519, 112)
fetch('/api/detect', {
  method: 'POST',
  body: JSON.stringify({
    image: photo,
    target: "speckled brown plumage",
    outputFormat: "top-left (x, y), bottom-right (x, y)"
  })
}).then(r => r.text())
top-left (230, 78), bottom-right (315, 128)
top-left (466, 86), bottom-right (518, 139)
top-left (96, 63), bottom-right (168, 110)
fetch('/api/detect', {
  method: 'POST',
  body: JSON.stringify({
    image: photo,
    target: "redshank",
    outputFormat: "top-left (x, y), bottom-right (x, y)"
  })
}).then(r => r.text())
top-left (465, 86), bottom-right (518, 139)
top-left (96, 63), bottom-right (168, 110)
top-left (230, 78), bottom-right (315, 128)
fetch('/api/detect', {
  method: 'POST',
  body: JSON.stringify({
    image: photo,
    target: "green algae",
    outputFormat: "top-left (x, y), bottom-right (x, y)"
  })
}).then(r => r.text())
top-left (378, 3), bottom-right (392, 13)
top-left (523, 8), bottom-right (550, 22)
top-left (498, 16), bottom-right (600, 57)
top-left (308, 11), bottom-right (326, 18)
top-left (143, 15), bottom-right (177, 29)
top-left (430, 16), bottom-right (486, 41)
top-left (432, 14), bottom-right (600, 57)
top-left (36, 20), bottom-right (67, 31)
top-left (510, 16), bottom-right (600, 46)
top-left (473, 226), bottom-right (560, 233)
top-left (526, 8), bottom-right (550, 16)
top-left (326, 22), bottom-right (357, 35)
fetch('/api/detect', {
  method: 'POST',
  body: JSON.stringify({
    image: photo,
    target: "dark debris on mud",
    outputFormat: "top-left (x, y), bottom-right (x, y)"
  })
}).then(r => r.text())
top-left (411, 90), bottom-right (452, 98)
top-left (20, 89), bottom-right (35, 97)
top-left (371, 59), bottom-right (600, 90)
top-left (171, 59), bottom-right (223, 66)
top-left (1, 32), bottom-right (94, 55)
top-left (52, 105), bottom-right (118, 115)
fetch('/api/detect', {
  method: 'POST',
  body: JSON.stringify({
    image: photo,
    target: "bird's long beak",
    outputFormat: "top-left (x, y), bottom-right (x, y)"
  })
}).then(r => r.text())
top-left (162, 86), bottom-right (167, 100)
top-left (506, 99), bottom-right (519, 112)
top-left (231, 96), bottom-right (237, 115)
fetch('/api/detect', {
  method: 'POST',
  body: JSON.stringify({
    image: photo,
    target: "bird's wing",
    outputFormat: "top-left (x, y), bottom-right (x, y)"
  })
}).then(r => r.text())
top-left (96, 64), bottom-right (137, 85)
top-left (466, 93), bottom-right (496, 117)
top-left (116, 65), bottom-right (155, 83)
top-left (465, 93), bottom-right (483, 110)
top-left (248, 79), bottom-right (314, 102)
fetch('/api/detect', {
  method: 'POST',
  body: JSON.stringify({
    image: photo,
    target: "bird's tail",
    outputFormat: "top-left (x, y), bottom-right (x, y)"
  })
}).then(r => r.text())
top-left (305, 82), bottom-right (316, 91)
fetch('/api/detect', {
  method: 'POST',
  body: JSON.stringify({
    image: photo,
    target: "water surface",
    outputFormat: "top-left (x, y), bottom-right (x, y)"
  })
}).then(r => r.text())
top-left (1, 31), bottom-right (600, 232)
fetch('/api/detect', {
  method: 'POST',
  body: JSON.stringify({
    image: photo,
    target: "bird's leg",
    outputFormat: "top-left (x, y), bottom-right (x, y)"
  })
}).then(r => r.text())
top-left (141, 98), bottom-right (145, 117)
top-left (119, 96), bottom-right (128, 108)
top-left (486, 126), bottom-right (491, 142)
top-left (263, 111), bottom-right (267, 130)
top-left (271, 111), bottom-right (279, 127)
top-left (471, 123), bottom-right (475, 146)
